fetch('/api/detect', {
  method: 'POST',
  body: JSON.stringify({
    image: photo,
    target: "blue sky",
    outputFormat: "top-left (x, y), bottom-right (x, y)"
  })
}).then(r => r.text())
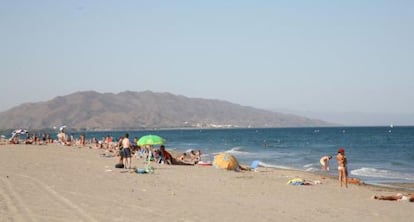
top-left (1, 1), bottom-right (413, 125)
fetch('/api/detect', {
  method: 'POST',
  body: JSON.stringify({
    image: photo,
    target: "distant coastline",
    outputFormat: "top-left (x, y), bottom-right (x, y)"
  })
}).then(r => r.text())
top-left (4, 125), bottom-right (414, 136)
top-left (0, 90), bottom-right (331, 130)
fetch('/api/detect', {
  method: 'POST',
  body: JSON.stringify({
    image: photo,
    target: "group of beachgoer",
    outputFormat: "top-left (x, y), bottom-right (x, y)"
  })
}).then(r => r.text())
top-left (8, 131), bottom-right (54, 145)
top-left (25, 130), bottom-right (202, 169)
top-left (318, 147), bottom-right (413, 202)
top-left (113, 133), bottom-right (203, 169)
top-left (6, 130), bottom-right (411, 203)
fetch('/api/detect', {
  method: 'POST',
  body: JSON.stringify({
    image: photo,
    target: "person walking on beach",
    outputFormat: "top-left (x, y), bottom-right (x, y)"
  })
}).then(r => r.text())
top-left (122, 133), bottom-right (132, 169)
top-left (336, 147), bottom-right (348, 188)
top-left (320, 155), bottom-right (332, 171)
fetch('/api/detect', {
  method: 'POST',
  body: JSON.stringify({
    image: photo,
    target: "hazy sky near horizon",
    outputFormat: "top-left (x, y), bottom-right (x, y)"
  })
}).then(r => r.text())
top-left (1, 1), bottom-right (413, 122)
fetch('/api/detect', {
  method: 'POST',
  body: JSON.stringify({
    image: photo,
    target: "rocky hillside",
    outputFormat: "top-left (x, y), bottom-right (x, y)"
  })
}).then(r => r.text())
top-left (0, 91), bottom-right (331, 130)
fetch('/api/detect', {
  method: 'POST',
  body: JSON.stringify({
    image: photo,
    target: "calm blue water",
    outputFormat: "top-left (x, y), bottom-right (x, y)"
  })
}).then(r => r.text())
top-left (3, 126), bottom-right (414, 186)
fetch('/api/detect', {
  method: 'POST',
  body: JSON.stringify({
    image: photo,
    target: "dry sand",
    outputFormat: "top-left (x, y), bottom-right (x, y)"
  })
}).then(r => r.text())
top-left (0, 144), bottom-right (412, 222)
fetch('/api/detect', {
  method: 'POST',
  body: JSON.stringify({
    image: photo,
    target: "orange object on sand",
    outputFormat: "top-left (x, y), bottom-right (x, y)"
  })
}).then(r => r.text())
top-left (347, 177), bottom-right (363, 185)
top-left (213, 153), bottom-right (240, 170)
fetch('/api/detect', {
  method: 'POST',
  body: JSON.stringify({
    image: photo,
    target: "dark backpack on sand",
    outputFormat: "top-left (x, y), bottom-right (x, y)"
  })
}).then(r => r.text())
top-left (115, 163), bottom-right (124, 168)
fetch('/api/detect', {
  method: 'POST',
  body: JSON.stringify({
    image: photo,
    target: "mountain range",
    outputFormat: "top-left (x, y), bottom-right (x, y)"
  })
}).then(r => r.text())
top-left (0, 91), bottom-right (332, 130)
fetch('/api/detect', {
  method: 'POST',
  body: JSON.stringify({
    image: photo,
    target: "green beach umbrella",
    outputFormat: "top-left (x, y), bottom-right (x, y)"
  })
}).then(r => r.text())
top-left (137, 135), bottom-right (165, 146)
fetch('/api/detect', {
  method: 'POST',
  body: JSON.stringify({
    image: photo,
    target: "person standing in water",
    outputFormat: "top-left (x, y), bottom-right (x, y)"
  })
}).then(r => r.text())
top-left (320, 155), bottom-right (332, 171)
top-left (336, 147), bottom-right (348, 188)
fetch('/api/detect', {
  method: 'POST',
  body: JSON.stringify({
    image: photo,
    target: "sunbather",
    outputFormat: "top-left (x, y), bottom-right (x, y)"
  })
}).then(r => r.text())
top-left (373, 193), bottom-right (414, 202)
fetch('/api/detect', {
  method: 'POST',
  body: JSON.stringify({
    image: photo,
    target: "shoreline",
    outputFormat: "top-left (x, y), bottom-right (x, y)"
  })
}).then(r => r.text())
top-left (286, 168), bottom-right (414, 192)
top-left (169, 147), bottom-right (414, 192)
top-left (2, 142), bottom-right (414, 192)
top-left (256, 165), bottom-right (414, 193)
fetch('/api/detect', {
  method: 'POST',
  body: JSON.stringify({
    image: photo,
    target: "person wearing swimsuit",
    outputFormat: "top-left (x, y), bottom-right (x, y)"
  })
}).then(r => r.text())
top-left (336, 147), bottom-right (348, 188)
top-left (122, 133), bottom-right (132, 169)
top-left (373, 193), bottom-right (414, 202)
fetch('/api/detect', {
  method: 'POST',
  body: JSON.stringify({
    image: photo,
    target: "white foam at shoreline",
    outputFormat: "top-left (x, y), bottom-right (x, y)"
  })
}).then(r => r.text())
top-left (351, 167), bottom-right (414, 181)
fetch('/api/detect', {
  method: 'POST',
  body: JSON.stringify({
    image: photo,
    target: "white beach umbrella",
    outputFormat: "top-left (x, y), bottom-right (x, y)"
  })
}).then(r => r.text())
top-left (12, 129), bottom-right (28, 135)
top-left (10, 129), bottom-right (28, 140)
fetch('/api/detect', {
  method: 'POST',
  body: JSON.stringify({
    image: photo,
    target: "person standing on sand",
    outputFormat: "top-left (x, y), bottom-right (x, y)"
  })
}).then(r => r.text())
top-left (79, 134), bottom-right (85, 146)
top-left (122, 133), bottom-right (132, 169)
top-left (336, 147), bottom-right (348, 188)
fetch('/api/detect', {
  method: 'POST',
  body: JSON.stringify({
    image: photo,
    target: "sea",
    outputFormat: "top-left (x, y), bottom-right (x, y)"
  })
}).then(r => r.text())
top-left (3, 126), bottom-right (414, 188)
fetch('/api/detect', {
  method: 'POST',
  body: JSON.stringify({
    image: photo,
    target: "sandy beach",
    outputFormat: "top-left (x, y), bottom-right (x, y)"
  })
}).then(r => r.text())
top-left (0, 144), bottom-right (412, 222)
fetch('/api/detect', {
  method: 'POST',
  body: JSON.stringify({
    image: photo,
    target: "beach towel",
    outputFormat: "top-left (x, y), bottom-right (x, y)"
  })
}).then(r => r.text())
top-left (287, 178), bottom-right (305, 186)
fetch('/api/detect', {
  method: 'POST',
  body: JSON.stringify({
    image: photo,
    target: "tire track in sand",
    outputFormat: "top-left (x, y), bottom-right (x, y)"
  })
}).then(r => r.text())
top-left (0, 176), bottom-right (37, 222)
top-left (0, 174), bottom-right (98, 222)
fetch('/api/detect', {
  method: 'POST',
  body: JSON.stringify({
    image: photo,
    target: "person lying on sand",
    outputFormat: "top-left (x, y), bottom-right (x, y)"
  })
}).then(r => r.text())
top-left (178, 152), bottom-right (191, 162)
top-left (174, 153), bottom-right (195, 165)
top-left (157, 145), bottom-right (193, 166)
top-left (189, 150), bottom-right (202, 164)
top-left (236, 165), bottom-right (251, 171)
top-left (373, 193), bottom-right (414, 202)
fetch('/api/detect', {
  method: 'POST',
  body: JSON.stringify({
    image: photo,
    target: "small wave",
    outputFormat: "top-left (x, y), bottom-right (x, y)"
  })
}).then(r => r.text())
top-left (305, 167), bottom-right (319, 172)
top-left (351, 167), bottom-right (414, 180)
top-left (255, 161), bottom-right (293, 170)
top-left (224, 146), bottom-right (250, 155)
top-left (303, 163), bottom-right (314, 168)
top-left (303, 163), bottom-right (319, 172)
